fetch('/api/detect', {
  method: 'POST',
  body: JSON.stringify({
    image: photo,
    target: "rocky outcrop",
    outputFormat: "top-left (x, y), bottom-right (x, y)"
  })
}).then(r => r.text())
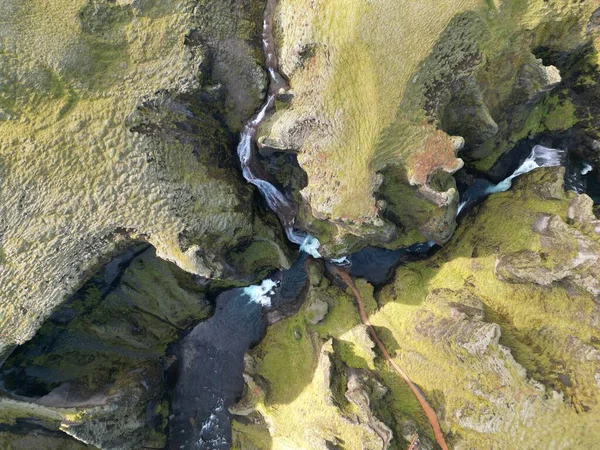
top-left (497, 207), bottom-right (600, 296)
top-left (231, 266), bottom-right (402, 449)
top-left (233, 168), bottom-right (600, 449)
top-left (253, 0), bottom-right (600, 254)
top-left (233, 339), bottom-right (395, 450)
top-left (1, 247), bottom-right (213, 449)
top-left (344, 369), bottom-right (394, 449)
top-left (0, 428), bottom-right (92, 450)
top-left (0, 0), bottom-right (289, 351)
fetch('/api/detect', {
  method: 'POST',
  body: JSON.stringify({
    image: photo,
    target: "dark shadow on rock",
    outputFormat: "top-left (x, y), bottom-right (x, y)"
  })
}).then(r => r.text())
top-left (0, 419), bottom-right (96, 449)
top-left (0, 246), bottom-right (212, 448)
top-left (371, 326), bottom-right (401, 358)
top-left (347, 243), bottom-right (437, 288)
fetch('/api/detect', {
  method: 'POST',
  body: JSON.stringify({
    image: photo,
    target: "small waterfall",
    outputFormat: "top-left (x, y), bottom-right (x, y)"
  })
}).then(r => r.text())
top-left (235, 1), bottom-right (321, 260)
top-left (458, 145), bottom-right (564, 214)
top-left (243, 278), bottom-right (280, 307)
top-left (485, 145), bottom-right (564, 194)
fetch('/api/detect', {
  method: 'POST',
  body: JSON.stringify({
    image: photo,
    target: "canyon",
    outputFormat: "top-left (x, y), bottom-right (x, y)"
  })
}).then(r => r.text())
top-left (1, 0), bottom-right (600, 449)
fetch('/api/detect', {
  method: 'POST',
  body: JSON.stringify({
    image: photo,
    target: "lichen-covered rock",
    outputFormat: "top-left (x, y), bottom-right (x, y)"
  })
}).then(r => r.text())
top-left (0, 0), bottom-right (290, 350)
top-left (372, 168), bottom-right (600, 447)
top-left (496, 212), bottom-right (600, 296)
top-left (231, 264), bottom-right (408, 449)
top-left (304, 291), bottom-right (329, 325)
top-left (256, 0), bottom-right (600, 254)
top-left (0, 430), bottom-right (92, 450)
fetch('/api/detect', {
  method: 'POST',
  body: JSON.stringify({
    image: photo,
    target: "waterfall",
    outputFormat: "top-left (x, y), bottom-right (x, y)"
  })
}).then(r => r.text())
top-left (235, 4), bottom-right (321, 261)
top-left (458, 145), bottom-right (564, 214)
top-left (485, 145), bottom-right (564, 194)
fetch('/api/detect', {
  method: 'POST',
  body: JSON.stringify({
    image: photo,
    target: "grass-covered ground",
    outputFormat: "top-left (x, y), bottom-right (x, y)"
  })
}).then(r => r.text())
top-left (233, 168), bottom-right (600, 449)
top-left (0, 0), bottom-right (287, 348)
top-left (262, 0), bottom-right (598, 251)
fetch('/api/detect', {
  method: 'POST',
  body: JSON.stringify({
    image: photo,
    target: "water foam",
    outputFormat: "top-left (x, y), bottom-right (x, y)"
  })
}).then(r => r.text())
top-left (243, 278), bottom-right (279, 307)
top-left (300, 235), bottom-right (322, 258)
top-left (330, 256), bottom-right (350, 266)
top-left (458, 145), bottom-right (564, 215)
top-left (485, 145), bottom-right (564, 195)
top-left (582, 163), bottom-right (593, 175)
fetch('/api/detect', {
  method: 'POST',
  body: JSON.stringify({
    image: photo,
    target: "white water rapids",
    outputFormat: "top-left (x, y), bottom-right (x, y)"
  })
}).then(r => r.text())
top-left (457, 145), bottom-right (565, 214)
top-left (237, 6), bottom-right (322, 305)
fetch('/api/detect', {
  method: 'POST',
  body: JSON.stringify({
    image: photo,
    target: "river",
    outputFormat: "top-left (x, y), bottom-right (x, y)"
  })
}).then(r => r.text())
top-left (1, 1), bottom-right (598, 448)
top-left (170, 1), bottom-right (600, 447)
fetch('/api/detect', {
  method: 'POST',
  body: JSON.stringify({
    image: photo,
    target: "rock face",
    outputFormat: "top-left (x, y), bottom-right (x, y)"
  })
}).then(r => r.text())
top-left (0, 0), bottom-right (289, 351)
top-left (497, 206), bottom-right (600, 296)
top-left (1, 247), bottom-right (212, 449)
top-left (231, 267), bottom-right (399, 450)
top-left (256, 0), bottom-right (600, 254)
top-left (3, 1), bottom-right (600, 449)
top-left (232, 169), bottom-right (600, 449)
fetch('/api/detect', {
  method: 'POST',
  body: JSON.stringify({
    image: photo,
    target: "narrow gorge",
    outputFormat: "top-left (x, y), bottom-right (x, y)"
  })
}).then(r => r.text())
top-left (1, 0), bottom-right (600, 450)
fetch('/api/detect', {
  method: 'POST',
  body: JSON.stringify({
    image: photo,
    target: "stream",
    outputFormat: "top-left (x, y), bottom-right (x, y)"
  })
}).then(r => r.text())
top-left (165, 2), bottom-right (600, 448)
top-left (169, 2), bottom-right (320, 447)
top-left (172, 0), bottom-right (600, 445)
top-left (235, 0), bottom-right (320, 255)
top-left (1, 1), bottom-right (599, 449)
top-left (168, 255), bottom-right (309, 450)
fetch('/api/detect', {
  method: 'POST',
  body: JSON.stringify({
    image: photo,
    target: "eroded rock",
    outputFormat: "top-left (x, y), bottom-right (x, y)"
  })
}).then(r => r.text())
top-left (496, 210), bottom-right (600, 296)
top-left (0, 0), bottom-right (288, 352)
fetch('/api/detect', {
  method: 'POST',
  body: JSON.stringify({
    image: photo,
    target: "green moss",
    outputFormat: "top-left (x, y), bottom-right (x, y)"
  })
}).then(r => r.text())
top-left (270, 0), bottom-right (597, 249)
top-left (378, 166), bottom-right (451, 246)
top-left (474, 94), bottom-right (579, 171)
top-left (368, 169), bottom-right (600, 446)
top-left (78, 1), bottom-right (134, 35)
top-left (231, 418), bottom-right (273, 450)
top-left (543, 96), bottom-right (577, 131)
top-left (2, 247), bottom-right (210, 399)
top-left (232, 266), bottom-right (430, 448)
top-left (0, 431), bottom-right (93, 450)
top-left (256, 313), bottom-right (317, 405)
top-left (58, 91), bottom-right (81, 120)
top-left (234, 171), bottom-right (600, 448)
top-left (227, 240), bottom-right (283, 278)
top-left (514, 94), bottom-right (578, 139)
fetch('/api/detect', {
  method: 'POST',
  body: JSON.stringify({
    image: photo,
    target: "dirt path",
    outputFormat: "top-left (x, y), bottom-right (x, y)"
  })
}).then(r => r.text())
top-left (331, 266), bottom-right (449, 450)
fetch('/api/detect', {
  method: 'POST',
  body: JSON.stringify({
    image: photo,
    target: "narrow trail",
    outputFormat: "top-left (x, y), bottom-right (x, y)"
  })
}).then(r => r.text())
top-left (330, 266), bottom-right (450, 450)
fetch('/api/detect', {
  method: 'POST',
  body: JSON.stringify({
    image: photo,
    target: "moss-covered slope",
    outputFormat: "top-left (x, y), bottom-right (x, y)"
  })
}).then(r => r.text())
top-left (0, 246), bottom-right (212, 449)
top-left (0, 0), bottom-right (290, 350)
top-left (259, 0), bottom-right (600, 255)
top-left (232, 168), bottom-right (600, 449)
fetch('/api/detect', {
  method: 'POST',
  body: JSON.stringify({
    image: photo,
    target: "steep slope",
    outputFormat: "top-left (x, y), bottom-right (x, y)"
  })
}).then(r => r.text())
top-left (232, 168), bottom-right (600, 449)
top-left (0, 0), bottom-right (289, 352)
top-left (258, 0), bottom-right (600, 254)
top-left (1, 247), bottom-right (212, 449)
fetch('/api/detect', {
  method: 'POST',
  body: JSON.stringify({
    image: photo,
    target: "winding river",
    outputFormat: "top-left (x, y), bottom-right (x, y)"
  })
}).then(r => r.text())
top-left (2, 1), bottom-right (599, 449)
top-left (235, 0), bottom-right (320, 256)
top-left (169, 3), bottom-right (321, 448)
top-left (173, 1), bottom-right (600, 448)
